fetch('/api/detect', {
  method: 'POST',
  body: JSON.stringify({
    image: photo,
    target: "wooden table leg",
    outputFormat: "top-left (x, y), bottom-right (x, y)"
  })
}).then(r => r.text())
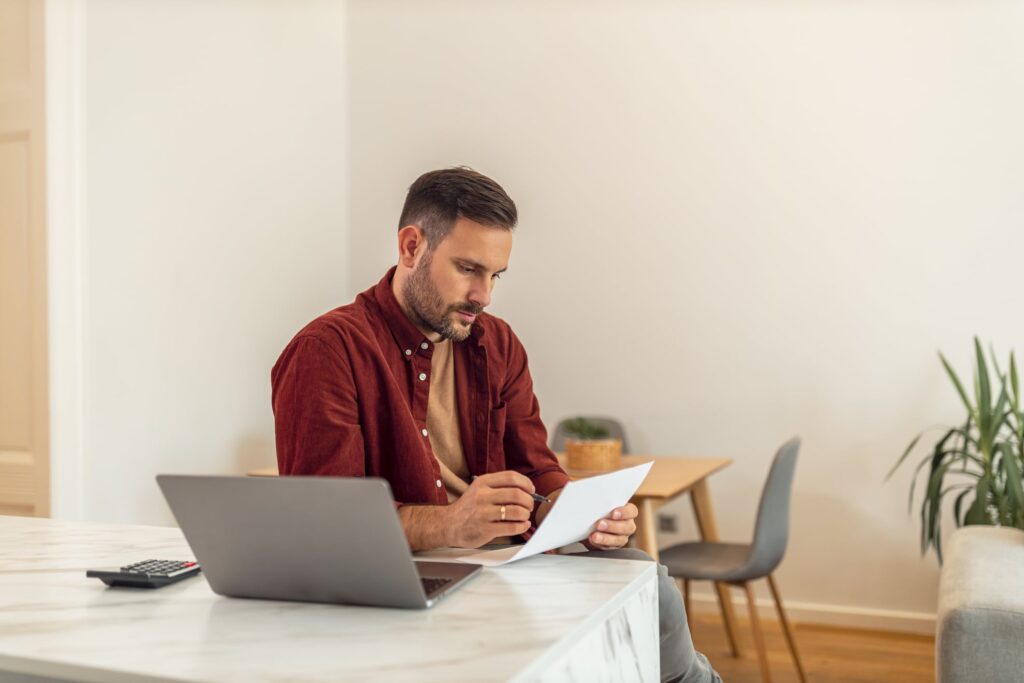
top-left (635, 497), bottom-right (660, 563)
top-left (690, 479), bottom-right (742, 657)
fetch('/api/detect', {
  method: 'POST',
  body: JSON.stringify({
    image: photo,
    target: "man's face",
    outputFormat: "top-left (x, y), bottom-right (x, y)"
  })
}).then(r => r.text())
top-left (402, 217), bottom-right (512, 342)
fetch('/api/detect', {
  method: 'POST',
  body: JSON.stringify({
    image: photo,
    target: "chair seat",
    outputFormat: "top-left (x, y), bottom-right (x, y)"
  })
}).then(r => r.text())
top-left (659, 541), bottom-right (756, 582)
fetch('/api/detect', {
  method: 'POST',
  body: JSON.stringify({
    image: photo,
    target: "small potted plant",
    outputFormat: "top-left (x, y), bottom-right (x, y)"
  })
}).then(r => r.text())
top-left (888, 337), bottom-right (1024, 563)
top-left (563, 417), bottom-right (622, 472)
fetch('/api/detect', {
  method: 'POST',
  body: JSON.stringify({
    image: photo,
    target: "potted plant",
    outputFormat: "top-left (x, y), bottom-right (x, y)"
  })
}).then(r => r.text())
top-left (888, 337), bottom-right (1024, 563)
top-left (563, 417), bottom-right (622, 472)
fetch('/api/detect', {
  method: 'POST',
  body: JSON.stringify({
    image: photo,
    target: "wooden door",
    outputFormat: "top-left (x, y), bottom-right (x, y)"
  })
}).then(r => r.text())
top-left (0, 0), bottom-right (49, 517)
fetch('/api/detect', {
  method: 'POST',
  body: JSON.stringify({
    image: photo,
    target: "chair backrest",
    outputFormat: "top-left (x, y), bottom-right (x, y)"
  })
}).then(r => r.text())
top-left (550, 416), bottom-right (630, 454)
top-left (746, 437), bottom-right (801, 577)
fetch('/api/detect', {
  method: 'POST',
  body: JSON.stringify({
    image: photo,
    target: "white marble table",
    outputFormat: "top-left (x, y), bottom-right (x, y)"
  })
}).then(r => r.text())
top-left (0, 516), bottom-right (659, 682)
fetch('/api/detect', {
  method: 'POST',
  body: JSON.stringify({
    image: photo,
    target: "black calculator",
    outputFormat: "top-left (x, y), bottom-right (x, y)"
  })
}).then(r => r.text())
top-left (87, 559), bottom-right (202, 588)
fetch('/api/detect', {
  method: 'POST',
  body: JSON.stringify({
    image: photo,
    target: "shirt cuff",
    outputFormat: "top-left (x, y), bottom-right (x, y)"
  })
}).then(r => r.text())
top-left (532, 469), bottom-right (570, 498)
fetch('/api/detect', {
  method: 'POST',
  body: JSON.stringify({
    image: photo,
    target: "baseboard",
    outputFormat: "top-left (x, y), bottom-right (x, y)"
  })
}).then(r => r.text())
top-left (686, 589), bottom-right (936, 636)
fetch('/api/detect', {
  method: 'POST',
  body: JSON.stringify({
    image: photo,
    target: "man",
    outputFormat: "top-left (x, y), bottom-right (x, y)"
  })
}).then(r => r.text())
top-left (271, 167), bottom-right (720, 683)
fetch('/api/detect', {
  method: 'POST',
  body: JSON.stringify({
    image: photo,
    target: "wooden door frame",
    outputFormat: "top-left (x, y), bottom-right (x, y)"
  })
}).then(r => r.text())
top-left (29, 0), bottom-right (50, 517)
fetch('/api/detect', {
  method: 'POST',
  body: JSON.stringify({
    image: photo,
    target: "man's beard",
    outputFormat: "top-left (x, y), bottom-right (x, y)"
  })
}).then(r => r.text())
top-left (402, 251), bottom-right (482, 342)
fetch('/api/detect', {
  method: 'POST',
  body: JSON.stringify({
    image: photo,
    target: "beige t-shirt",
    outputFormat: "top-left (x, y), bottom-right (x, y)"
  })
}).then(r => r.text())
top-left (427, 339), bottom-right (513, 545)
top-left (426, 339), bottom-right (471, 503)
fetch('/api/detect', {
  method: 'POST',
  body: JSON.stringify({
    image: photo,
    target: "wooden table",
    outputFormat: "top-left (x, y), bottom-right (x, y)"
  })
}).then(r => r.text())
top-left (249, 454), bottom-right (740, 655)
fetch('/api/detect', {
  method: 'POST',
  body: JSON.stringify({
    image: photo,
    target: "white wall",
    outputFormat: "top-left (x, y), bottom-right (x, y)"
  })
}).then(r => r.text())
top-left (45, 0), bottom-right (1024, 631)
top-left (48, 0), bottom-right (348, 525)
top-left (345, 0), bottom-right (1024, 629)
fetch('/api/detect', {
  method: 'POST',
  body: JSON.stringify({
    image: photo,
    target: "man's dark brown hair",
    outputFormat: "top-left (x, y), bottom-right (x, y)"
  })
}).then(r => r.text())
top-left (398, 167), bottom-right (517, 247)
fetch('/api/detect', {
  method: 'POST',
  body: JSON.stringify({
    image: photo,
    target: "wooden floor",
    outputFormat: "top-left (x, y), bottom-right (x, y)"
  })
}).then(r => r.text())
top-left (689, 610), bottom-right (935, 683)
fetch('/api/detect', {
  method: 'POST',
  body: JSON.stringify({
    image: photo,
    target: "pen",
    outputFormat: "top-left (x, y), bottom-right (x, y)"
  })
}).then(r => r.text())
top-left (471, 476), bottom-right (550, 504)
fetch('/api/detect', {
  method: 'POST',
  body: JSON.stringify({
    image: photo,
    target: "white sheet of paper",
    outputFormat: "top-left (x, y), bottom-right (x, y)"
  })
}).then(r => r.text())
top-left (455, 461), bottom-right (654, 567)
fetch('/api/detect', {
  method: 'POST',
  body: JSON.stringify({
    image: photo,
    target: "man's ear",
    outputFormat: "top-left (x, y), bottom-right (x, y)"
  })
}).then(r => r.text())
top-left (397, 225), bottom-right (427, 268)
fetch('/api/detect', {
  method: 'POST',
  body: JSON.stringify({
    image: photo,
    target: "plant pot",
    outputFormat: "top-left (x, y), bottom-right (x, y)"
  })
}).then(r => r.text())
top-left (565, 438), bottom-right (622, 472)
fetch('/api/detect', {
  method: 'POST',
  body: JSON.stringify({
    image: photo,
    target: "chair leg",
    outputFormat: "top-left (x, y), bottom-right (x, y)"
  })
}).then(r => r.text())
top-left (743, 581), bottom-right (772, 683)
top-left (767, 574), bottom-right (807, 683)
top-left (715, 581), bottom-right (743, 657)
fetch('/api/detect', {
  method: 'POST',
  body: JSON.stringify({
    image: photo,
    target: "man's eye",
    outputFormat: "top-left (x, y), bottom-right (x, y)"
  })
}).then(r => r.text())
top-left (458, 265), bottom-right (474, 274)
top-left (492, 273), bottom-right (502, 280)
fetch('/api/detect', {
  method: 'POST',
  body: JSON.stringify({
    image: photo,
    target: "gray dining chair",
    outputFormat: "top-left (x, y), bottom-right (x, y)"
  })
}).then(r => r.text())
top-left (550, 416), bottom-right (630, 454)
top-left (659, 437), bottom-right (805, 683)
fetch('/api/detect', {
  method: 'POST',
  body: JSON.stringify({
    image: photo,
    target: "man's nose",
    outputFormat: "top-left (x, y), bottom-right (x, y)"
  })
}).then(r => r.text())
top-left (468, 279), bottom-right (492, 310)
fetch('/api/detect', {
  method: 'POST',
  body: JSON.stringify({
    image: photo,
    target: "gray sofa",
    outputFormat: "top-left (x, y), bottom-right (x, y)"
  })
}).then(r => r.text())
top-left (937, 526), bottom-right (1024, 682)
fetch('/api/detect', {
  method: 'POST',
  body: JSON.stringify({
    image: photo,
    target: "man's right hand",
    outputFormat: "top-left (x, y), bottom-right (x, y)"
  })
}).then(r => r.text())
top-left (444, 471), bottom-right (535, 548)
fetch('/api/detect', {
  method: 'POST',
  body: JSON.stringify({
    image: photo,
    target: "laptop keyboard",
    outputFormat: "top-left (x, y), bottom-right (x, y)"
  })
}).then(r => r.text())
top-left (421, 576), bottom-right (453, 595)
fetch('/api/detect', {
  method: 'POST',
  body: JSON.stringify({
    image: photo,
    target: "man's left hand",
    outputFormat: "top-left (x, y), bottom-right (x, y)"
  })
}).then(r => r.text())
top-left (584, 503), bottom-right (639, 550)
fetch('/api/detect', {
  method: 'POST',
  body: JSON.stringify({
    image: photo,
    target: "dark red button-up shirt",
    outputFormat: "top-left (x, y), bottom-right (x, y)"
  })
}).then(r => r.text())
top-left (271, 267), bottom-right (569, 507)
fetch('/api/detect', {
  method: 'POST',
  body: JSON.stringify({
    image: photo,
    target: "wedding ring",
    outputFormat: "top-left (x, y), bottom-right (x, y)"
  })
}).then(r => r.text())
top-left (500, 505), bottom-right (506, 521)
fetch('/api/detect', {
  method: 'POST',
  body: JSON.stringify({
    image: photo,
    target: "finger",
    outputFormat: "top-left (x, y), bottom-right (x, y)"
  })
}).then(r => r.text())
top-left (590, 531), bottom-right (628, 548)
top-left (475, 470), bottom-right (535, 494)
top-left (486, 487), bottom-right (535, 511)
top-left (493, 503), bottom-right (531, 523)
top-left (610, 504), bottom-right (639, 521)
top-left (595, 519), bottom-right (636, 536)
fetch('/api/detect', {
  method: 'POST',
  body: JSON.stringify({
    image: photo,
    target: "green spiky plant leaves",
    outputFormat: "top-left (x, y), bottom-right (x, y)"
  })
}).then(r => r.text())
top-left (563, 417), bottom-right (611, 441)
top-left (887, 337), bottom-right (1024, 563)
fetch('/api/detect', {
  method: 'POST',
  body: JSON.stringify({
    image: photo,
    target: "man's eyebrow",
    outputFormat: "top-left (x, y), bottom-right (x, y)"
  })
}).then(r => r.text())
top-left (455, 257), bottom-right (507, 275)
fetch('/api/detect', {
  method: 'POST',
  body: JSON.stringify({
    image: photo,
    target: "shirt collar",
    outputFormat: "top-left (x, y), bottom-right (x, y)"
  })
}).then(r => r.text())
top-left (372, 267), bottom-right (486, 355)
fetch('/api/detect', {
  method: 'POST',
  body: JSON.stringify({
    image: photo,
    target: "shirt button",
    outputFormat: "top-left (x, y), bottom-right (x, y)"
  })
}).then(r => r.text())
top-left (420, 342), bottom-right (429, 350)
top-left (421, 428), bottom-right (428, 437)
top-left (418, 372), bottom-right (427, 381)
top-left (404, 349), bottom-right (412, 356)
top-left (435, 479), bottom-right (442, 488)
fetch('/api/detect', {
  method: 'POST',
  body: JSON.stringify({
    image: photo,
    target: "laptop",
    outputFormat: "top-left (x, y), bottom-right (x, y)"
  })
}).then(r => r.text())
top-left (156, 474), bottom-right (481, 609)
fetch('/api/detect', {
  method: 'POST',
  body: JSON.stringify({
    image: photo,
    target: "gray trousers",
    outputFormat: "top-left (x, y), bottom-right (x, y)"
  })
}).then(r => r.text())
top-left (567, 548), bottom-right (722, 683)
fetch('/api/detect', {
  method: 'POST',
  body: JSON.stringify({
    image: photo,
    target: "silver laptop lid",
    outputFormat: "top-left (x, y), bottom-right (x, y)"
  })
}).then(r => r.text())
top-left (157, 475), bottom-right (434, 608)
